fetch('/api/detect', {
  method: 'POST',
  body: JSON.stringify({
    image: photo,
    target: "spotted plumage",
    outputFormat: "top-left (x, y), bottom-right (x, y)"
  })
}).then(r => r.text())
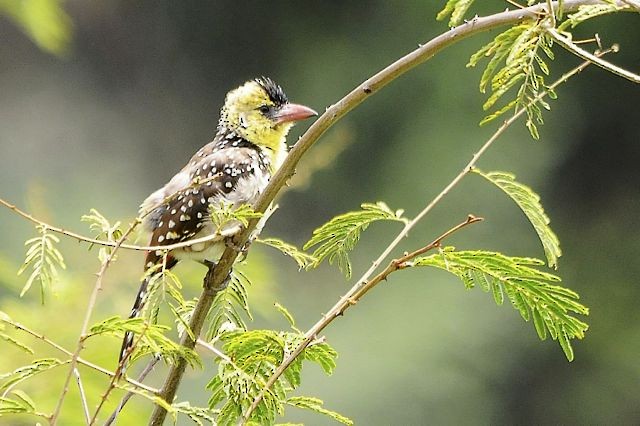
top-left (119, 78), bottom-right (316, 363)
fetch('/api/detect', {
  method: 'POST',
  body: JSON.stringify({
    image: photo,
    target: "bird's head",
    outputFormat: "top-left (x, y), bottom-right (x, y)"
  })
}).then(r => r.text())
top-left (219, 77), bottom-right (317, 152)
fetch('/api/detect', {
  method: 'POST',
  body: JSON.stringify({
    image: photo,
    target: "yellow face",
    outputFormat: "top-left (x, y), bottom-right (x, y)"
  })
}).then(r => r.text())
top-left (219, 80), bottom-right (294, 152)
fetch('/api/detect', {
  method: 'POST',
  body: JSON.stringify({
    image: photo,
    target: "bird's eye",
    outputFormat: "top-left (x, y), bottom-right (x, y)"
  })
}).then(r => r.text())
top-left (258, 105), bottom-right (270, 114)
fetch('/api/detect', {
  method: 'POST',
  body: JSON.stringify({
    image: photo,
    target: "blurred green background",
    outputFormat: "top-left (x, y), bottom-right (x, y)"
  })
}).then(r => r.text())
top-left (1, 1), bottom-right (639, 425)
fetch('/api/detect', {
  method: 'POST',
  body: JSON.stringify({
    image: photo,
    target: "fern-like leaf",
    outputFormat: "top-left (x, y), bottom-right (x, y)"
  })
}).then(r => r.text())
top-left (257, 238), bottom-right (317, 270)
top-left (0, 359), bottom-right (66, 393)
top-left (467, 21), bottom-right (556, 139)
top-left (415, 248), bottom-right (588, 361)
top-left (436, 0), bottom-right (476, 27)
top-left (81, 208), bottom-right (123, 263)
top-left (286, 396), bottom-right (353, 425)
top-left (558, 2), bottom-right (629, 30)
top-left (0, 390), bottom-right (41, 417)
top-left (304, 202), bottom-right (407, 278)
top-left (207, 270), bottom-right (253, 339)
top-left (473, 169), bottom-right (561, 268)
top-left (209, 201), bottom-right (263, 230)
top-left (89, 316), bottom-right (201, 367)
top-left (172, 401), bottom-right (218, 425)
top-left (17, 225), bottom-right (66, 303)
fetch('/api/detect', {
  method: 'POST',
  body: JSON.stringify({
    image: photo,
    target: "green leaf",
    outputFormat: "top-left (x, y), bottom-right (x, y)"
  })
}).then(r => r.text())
top-left (81, 208), bottom-right (123, 262)
top-left (0, 332), bottom-right (34, 354)
top-left (17, 225), bottom-right (66, 303)
top-left (473, 169), bottom-right (562, 268)
top-left (0, 390), bottom-right (41, 416)
top-left (558, 3), bottom-right (628, 31)
top-left (209, 201), bottom-right (262, 231)
top-left (172, 401), bottom-right (218, 425)
top-left (0, 358), bottom-right (66, 392)
top-left (467, 21), bottom-right (557, 138)
top-left (304, 342), bottom-right (338, 375)
top-left (89, 316), bottom-right (201, 367)
top-left (0, 0), bottom-right (73, 56)
top-left (304, 202), bottom-right (407, 278)
top-left (274, 302), bottom-right (297, 330)
top-left (415, 248), bottom-right (588, 361)
top-left (207, 270), bottom-right (253, 339)
top-left (257, 238), bottom-right (317, 270)
top-left (436, 0), bottom-right (476, 27)
top-left (286, 396), bottom-right (353, 425)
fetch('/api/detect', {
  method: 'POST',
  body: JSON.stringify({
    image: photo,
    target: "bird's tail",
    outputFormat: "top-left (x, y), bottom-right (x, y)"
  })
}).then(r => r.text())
top-left (118, 254), bottom-right (178, 365)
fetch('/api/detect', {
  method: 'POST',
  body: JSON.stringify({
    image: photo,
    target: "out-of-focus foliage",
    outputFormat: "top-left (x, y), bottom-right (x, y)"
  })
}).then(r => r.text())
top-left (0, 0), bottom-right (71, 55)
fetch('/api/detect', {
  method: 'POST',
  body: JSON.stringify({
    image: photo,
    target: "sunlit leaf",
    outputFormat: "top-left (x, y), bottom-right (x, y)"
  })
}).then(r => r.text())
top-left (304, 202), bottom-right (407, 278)
top-left (473, 169), bottom-right (561, 268)
top-left (415, 248), bottom-right (588, 361)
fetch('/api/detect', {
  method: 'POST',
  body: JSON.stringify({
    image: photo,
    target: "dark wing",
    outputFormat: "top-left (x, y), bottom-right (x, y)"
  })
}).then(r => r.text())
top-left (143, 145), bottom-right (266, 266)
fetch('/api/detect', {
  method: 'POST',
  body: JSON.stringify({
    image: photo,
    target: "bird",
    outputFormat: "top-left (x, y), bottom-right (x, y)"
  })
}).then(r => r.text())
top-left (119, 77), bottom-right (317, 364)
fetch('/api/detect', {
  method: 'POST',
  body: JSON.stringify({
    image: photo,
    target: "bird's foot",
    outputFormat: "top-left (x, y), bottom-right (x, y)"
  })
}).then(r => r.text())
top-left (202, 260), bottom-right (231, 292)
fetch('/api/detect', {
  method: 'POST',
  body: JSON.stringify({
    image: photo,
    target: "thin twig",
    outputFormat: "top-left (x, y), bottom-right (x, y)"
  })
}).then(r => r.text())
top-left (50, 220), bottom-right (141, 425)
top-left (74, 368), bottom-right (91, 425)
top-left (104, 355), bottom-right (161, 426)
top-left (241, 49), bottom-right (608, 422)
top-left (0, 198), bottom-right (235, 253)
top-left (547, 27), bottom-right (640, 83)
top-left (148, 2), bottom-right (631, 424)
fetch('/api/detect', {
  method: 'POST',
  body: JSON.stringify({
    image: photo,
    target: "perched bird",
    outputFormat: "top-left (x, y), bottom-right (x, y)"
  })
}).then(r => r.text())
top-left (119, 77), bottom-right (317, 363)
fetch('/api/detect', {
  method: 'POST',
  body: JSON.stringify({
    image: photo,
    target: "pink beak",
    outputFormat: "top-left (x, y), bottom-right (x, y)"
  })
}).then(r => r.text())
top-left (275, 103), bottom-right (318, 124)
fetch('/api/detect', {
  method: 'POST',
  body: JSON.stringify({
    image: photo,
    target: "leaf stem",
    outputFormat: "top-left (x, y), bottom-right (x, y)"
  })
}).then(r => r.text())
top-left (547, 27), bottom-right (640, 83)
top-left (50, 219), bottom-right (141, 425)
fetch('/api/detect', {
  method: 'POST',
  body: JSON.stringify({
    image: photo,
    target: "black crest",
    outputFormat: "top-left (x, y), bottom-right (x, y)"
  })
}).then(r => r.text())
top-left (254, 76), bottom-right (288, 106)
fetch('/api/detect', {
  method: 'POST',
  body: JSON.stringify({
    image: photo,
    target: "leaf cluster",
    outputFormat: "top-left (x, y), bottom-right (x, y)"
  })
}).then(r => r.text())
top-left (416, 248), bottom-right (588, 361)
top-left (207, 306), bottom-right (350, 425)
top-left (468, 21), bottom-right (556, 139)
